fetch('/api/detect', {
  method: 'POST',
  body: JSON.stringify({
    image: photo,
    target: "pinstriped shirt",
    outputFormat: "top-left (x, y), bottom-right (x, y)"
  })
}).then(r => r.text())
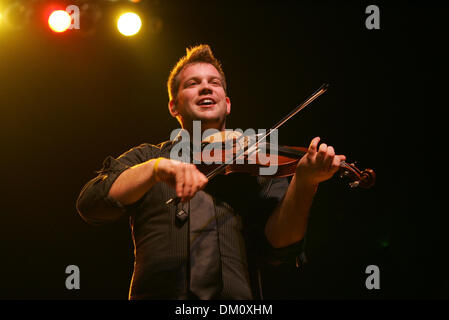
top-left (76, 139), bottom-right (305, 299)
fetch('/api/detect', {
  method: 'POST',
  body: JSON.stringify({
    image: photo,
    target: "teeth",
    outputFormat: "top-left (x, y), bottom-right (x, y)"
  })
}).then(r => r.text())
top-left (199, 99), bottom-right (214, 105)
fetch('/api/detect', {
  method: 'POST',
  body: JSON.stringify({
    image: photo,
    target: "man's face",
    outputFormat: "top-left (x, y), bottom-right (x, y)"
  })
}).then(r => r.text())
top-left (169, 63), bottom-right (231, 131)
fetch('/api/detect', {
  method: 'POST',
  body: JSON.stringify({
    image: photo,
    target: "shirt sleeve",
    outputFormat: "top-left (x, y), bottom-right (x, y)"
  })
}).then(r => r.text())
top-left (76, 143), bottom-right (156, 226)
top-left (255, 176), bottom-right (308, 268)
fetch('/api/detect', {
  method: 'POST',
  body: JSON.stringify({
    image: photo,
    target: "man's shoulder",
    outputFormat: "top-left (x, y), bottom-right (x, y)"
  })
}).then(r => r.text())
top-left (155, 140), bottom-right (173, 151)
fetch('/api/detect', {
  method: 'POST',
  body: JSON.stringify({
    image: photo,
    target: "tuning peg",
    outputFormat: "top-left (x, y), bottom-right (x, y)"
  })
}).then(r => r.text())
top-left (339, 170), bottom-right (349, 178)
top-left (349, 181), bottom-right (360, 188)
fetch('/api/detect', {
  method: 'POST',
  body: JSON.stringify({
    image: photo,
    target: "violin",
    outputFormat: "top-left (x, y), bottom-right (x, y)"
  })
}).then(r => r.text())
top-left (195, 131), bottom-right (376, 189)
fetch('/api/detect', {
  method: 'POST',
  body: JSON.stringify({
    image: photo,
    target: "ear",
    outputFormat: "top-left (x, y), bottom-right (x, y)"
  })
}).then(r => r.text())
top-left (225, 97), bottom-right (231, 115)
top-left (168, 100), bottom-right (179, 118)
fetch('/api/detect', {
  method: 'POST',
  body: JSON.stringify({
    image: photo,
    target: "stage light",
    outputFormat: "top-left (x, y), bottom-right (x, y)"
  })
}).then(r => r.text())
top-left (117, 12), bottom-right (141, 36)
top-left (48, 10), bottom-right (71, 33)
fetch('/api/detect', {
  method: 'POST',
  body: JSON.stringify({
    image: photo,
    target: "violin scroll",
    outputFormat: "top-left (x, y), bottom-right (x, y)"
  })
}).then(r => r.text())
top-left (338, 162), bottom-right (376, 189)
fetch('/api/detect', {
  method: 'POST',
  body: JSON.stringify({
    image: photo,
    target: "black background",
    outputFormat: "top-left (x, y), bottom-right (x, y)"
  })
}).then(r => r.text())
top-left (0, 0), bottom-right (446, 299)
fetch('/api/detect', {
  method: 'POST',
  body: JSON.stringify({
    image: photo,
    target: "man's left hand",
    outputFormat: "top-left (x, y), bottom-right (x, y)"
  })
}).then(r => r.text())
top-left (296, 137), bottom-right (346, 186)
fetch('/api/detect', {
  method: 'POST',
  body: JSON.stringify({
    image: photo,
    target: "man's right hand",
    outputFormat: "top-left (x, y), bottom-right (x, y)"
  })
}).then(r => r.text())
top-left (153, 158), bottom-right (209, 202)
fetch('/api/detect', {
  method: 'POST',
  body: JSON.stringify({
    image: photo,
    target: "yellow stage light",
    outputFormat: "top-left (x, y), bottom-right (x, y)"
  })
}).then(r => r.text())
top-left (48, 10), bottom-right (71, 33)
top-left (117, 12), bottom-right (141, 36)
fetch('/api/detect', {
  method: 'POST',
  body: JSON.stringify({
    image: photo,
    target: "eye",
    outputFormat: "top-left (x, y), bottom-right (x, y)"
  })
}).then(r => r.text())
top-left (211, 79), bottom-right (221, 86)
top-left (186, 80), bottom-right (198, 87)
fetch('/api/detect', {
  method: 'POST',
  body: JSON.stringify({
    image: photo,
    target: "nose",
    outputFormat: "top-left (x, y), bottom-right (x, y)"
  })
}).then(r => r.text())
top-left (198, 80), bottom-right (213, 95)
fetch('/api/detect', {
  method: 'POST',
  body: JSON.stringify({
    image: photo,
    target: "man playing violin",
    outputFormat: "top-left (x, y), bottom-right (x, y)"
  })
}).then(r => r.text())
top-left (76, 44), bottom-right (346, 299)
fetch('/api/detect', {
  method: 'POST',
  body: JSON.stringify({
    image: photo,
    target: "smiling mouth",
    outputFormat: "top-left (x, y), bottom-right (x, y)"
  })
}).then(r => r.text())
top-left (197, 98), bottom-right (216, 106)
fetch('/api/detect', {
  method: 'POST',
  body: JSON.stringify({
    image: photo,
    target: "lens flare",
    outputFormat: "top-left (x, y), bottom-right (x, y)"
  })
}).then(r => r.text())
top-left (117, 12), bottom-right (142, 36)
